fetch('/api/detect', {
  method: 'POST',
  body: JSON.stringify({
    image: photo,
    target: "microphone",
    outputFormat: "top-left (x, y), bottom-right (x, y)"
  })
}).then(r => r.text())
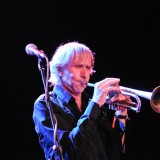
top-left (25, 43), bottom-right (46, 59)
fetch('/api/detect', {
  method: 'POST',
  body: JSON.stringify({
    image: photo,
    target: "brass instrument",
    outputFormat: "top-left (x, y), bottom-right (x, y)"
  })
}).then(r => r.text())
top-left (87, 83), bottom-right (160, 113)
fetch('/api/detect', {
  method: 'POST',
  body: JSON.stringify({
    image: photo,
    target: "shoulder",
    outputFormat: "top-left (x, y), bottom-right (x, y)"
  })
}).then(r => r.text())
top-left (34, 93), bottom-right (45, 104)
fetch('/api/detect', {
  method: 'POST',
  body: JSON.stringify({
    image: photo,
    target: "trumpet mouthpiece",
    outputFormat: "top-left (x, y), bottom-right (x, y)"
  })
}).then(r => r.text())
top-left (87, 83), bottom-right (95, 87)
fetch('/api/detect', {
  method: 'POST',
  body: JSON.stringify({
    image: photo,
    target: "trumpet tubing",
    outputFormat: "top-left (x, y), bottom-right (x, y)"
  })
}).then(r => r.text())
top-left (120, 86), bottom-right (160, 113)
top-left (87, 83), bottom-right (160, 113)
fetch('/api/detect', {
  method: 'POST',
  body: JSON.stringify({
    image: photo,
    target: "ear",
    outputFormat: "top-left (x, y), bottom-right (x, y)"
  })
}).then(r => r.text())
top-left (57, 66), bottom-right (63, 77)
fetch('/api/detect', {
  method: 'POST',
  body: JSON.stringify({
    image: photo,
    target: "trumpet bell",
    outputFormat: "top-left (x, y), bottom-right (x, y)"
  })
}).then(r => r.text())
top-left (150, 86), bottom-right (160, 113)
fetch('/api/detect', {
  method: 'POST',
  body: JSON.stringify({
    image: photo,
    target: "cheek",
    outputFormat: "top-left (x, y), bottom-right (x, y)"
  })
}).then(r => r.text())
top-left (62, 67), bottom-right (82, 82)
top-left (62, 70), bottom-right (74, 80)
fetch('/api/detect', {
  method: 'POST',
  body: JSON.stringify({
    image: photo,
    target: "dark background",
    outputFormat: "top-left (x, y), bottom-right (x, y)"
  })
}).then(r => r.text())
top-left (1, 1), bottom-right (160, 160)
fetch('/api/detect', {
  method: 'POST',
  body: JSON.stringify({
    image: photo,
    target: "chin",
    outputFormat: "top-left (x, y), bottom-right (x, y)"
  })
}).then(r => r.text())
top-left (74, 87), bottom-right (85, 94)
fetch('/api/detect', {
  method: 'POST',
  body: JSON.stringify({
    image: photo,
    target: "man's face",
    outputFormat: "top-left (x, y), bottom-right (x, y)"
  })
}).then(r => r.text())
top-left (60, 53), bottom-right (93, 96)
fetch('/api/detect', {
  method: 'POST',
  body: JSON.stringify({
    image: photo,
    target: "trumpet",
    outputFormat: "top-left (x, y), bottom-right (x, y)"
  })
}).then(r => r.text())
top-left (87, 83), bottom-right (160, 113)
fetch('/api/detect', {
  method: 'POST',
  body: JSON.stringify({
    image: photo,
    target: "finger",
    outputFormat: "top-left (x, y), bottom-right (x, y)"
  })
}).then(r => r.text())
top-left (96, 78), bottom-right (120, 88)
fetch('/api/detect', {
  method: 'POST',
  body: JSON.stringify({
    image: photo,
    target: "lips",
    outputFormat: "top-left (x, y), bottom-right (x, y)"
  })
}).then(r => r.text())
top-left (79, 80), bottom-right (87, 86)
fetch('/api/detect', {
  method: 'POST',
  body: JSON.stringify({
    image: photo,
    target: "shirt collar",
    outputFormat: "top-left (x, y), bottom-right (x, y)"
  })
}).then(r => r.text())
top-left (52, 85), bottom-right (89, 109)
top-left (53, 85), bottom-right (72, 105)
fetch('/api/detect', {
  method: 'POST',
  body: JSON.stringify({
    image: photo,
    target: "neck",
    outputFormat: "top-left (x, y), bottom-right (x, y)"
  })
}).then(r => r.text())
top-left (60, 83), bottom-right (82, 111)
top-left (72, 94), bottom-right (82, 112)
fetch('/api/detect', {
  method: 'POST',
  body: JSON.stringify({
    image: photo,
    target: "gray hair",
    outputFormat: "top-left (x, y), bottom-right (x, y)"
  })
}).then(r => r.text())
top-left (49, 41), bottom-right (95, 86)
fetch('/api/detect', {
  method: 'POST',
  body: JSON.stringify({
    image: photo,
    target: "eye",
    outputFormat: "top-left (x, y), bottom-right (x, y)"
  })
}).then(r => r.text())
top-left (75, 65), bottom-right (82, 68)
top-left (87, 66), bottom-right (91, 70)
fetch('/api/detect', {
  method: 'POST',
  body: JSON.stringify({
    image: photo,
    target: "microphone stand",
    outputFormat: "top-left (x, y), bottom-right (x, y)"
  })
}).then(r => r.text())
top-left (37, 57), bottom-right (63, 160)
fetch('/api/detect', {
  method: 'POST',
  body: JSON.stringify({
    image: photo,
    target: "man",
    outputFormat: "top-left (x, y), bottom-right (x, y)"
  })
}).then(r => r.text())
top-left (33, 41), bottom-right (131, 160)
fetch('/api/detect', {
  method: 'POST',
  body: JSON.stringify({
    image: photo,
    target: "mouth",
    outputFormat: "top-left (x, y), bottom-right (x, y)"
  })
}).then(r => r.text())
top-left (79, 80), bottom-right (88, 86)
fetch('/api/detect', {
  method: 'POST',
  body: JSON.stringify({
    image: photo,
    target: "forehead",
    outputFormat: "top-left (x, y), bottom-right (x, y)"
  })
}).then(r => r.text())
top-left (70, 52), bottom-right (92, 65)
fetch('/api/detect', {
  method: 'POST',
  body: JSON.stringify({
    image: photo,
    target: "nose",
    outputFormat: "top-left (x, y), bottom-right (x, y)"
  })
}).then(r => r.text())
top-left (80, 67), bottom-right (88, 78)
